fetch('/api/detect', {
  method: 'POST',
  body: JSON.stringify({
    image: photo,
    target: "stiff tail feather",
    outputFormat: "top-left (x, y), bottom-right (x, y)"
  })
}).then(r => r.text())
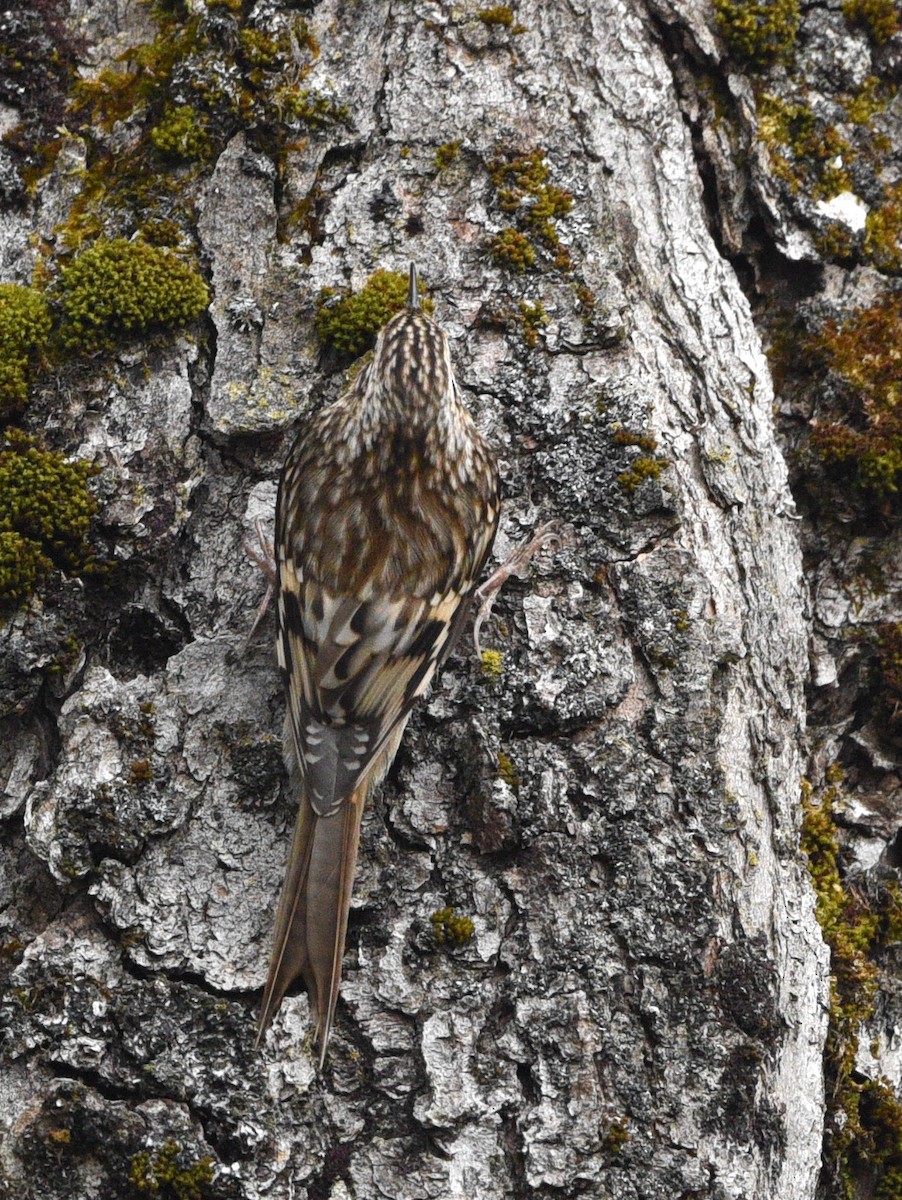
top-left (256, 783), bottom-right (366, 1067)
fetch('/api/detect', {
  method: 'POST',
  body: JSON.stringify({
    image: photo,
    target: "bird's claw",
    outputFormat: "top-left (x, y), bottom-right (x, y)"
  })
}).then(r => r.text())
top-left (242, 519), bottom-right (277, 649)
top-left (472, 520), bottom-right (564, 656)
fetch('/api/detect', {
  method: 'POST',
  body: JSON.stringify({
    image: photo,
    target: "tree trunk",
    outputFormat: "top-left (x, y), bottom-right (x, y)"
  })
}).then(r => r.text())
top-left (10, 0), bottom-right (899, 1196)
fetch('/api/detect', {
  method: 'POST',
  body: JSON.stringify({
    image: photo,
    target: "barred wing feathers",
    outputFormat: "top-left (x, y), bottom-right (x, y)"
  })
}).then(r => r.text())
top-left (258, 520), bottom-right (496, 1060)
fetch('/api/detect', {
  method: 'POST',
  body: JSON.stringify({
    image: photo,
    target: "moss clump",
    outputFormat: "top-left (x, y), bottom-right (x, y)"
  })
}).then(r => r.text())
top-left (864, 184), bottom-right (902, 274)
top-left (713, 0), bottom-right (800, 66)
top-left (58, 238), bottom-right (209, 353)
top-left (800, 771), bottom-right (902, 1197)
top-left (843, 0), bottom-right (901, 43)
top-left (434, 140), bottom-right (462, 171)
top-left (477, 6), bottom-right (515, 25)
top-left (237, 27), bottom-right (284, 68)
top-left (273, 87), bottom-right (350, 130)
top-left (601, 1118), bottom-right (630, 1153)
top-left (613, 428), bottom-right (670, 493)
top-left (480, 648), bottom-right (504, 677)
top-left (757, 94), bottom-right (853, 199)
top-left (315, 270), bottom-right (432, 358)
top-left (807, 294), bottom-right (902, 499)
top-left (0, 531), bottom-right (48, 607)
top-left (519, 299), bottom-right (547, 347)
top-left (150, 105), bottom-right (212, 162)
top-left (0, 285), bottom-right (52, 419)
top-left (129, 1139), bottom-right (214, 1200)
top-left (0, 430), bottom-right (97, 609)
top-left (814, 223), bottom-right (857, 263)
top-left (489, 228), bottom-right (536, 272)
top-left (618, 459), bottom-right (665, 492)
top-left (430, 907), bottom-right (475, 947)
top-left (489, 149), bottom-right (573, 269)
top-left (497, 751), bottom-right (520, 790)
top-left (843, 76), bottom-right (890, 125)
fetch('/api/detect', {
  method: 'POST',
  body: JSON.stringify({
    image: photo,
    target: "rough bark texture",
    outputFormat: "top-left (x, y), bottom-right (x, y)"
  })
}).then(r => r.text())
top-left (8, 0), bottom-right (902, 1196)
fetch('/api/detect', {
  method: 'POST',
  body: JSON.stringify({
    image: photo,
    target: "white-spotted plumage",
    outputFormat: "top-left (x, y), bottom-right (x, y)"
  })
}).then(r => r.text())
top-left (257, 265), bottom-right (499, 1064)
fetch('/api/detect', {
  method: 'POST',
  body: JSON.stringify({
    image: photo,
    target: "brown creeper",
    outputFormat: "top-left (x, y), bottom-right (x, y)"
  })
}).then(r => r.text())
top-left (257, 265), bottom-right (500, 1064)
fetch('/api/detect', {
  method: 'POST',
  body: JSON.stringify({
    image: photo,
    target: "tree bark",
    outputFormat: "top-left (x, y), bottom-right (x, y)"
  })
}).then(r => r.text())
top-left (1, 0), bottom-right (862, 1196)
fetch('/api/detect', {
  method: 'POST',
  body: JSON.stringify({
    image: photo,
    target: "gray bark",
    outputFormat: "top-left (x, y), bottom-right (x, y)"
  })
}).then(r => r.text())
top-left (0, 1), bottom-right (839, 1197)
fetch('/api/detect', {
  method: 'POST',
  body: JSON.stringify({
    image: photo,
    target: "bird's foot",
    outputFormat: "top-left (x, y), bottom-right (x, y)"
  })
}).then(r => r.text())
top-left (472, 520), bottom-right (565, 655)
top-left (243, 519), bottom-right (277, 647)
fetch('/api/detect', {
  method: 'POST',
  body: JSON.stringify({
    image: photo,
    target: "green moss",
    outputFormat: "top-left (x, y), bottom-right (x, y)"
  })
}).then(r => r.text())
top-left (575, 282), bottom-right (596, 315)
top-left (480, 648), bottom-right (504, 677)
top-left (129, 1140), bottom-right (214, 1200)
top-left (150, 105), bottom-right (212, 162)
top-left (613, 428), bottom-right (670, 493)
top-left (618, 457), bottom-right (665, 492)
top-left (238, 28), bottom-right (284, 68)
top-left (0, 430), bottom-right (97, 610)
top-left (0, 530), bottom-right (48, 607)
top-left (0, 284), bottom-right (51, 419)
top-left (58, 238), bottom-right (209, 353)
top-left (864, 184), bottom-right (902, 274)
top-left (477, 6), bottom-right (515, 25)
top-left (814, 222), bottom-right (857, 262)
top-left (497, 751), bottom-right (520, 790)
top-left (273, 86), bottom-right (350, 130)
top-left (807, 294), bottom-right (902, 499)
top-left (434, 140), bottom-right (462, 171)
top-left (613, 428), bottom-right (659, 454)
top-left (713, 0), bottom-right (800, 66)
top-left (601, 1118), bottom-right (630, 1153)
top-left (757, 93), bottom-right (853, 199)
top-left (315, 270), bottom-right (433, 358)
top-left (430, 907), bottom-right (475, 947)
top-left (843, 76), bottom-right (889, 125)
top-left (65, 6), bottom-right (328, 252)
top-left (489, 149), bottom-right (573, 268)
top-left (519, 299), bottom-right (547, 347)
top-left (489, 228), bottom-right (536, 271)
top-left (843, 0), bottom-right (901, 43)
top-left (800, 771), bottom-right (902, 1197)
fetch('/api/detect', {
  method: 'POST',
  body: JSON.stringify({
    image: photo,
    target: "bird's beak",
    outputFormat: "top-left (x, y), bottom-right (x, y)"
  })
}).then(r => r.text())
top-left (407, 262), bottom-right (420, 311)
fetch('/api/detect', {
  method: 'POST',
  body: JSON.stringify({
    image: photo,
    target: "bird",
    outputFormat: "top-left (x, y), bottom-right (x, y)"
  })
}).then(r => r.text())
top-left (257, 264), bottom-right (500, 1065)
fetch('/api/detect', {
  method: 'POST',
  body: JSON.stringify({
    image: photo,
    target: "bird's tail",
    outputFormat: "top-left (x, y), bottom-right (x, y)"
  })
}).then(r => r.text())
top-left (256, 782), bottom-right (366, 1067)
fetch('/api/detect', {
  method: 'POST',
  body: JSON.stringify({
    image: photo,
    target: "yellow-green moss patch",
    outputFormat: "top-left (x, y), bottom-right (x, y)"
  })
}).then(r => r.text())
top-left (843, 0), bottom-right (901, 43)
top-left (801, 769), bottom-right (902, 1197)
top-left (150, 104), bottom-right (212, 162)
top-left (807, 293), bottom-right (902, 498)
top-left (315, 269), bottom-right (432, 358)
top-left (713, 0), bottom-right (800, 66)
top-left (489, 148), bottom-right (573, 269)
top-left (519, 299), bottom-right (547, 347)
top-left (58, 238), bottom-right (209, 353)
top-left (430, 906), bottom-right (475, 947)
top-left (0, 430), bottom-right (97, 609)
top-left (0, 284), bottom-right (51, 419)
top-left (129, 1139), bottom-right (214, 1200)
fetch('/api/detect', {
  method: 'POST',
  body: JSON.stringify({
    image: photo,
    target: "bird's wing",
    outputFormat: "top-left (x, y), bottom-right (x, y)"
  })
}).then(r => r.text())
top-left (277, 557), bottom-right (479, 812)
top-left (259, 561), bottom-right (482, 1059)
